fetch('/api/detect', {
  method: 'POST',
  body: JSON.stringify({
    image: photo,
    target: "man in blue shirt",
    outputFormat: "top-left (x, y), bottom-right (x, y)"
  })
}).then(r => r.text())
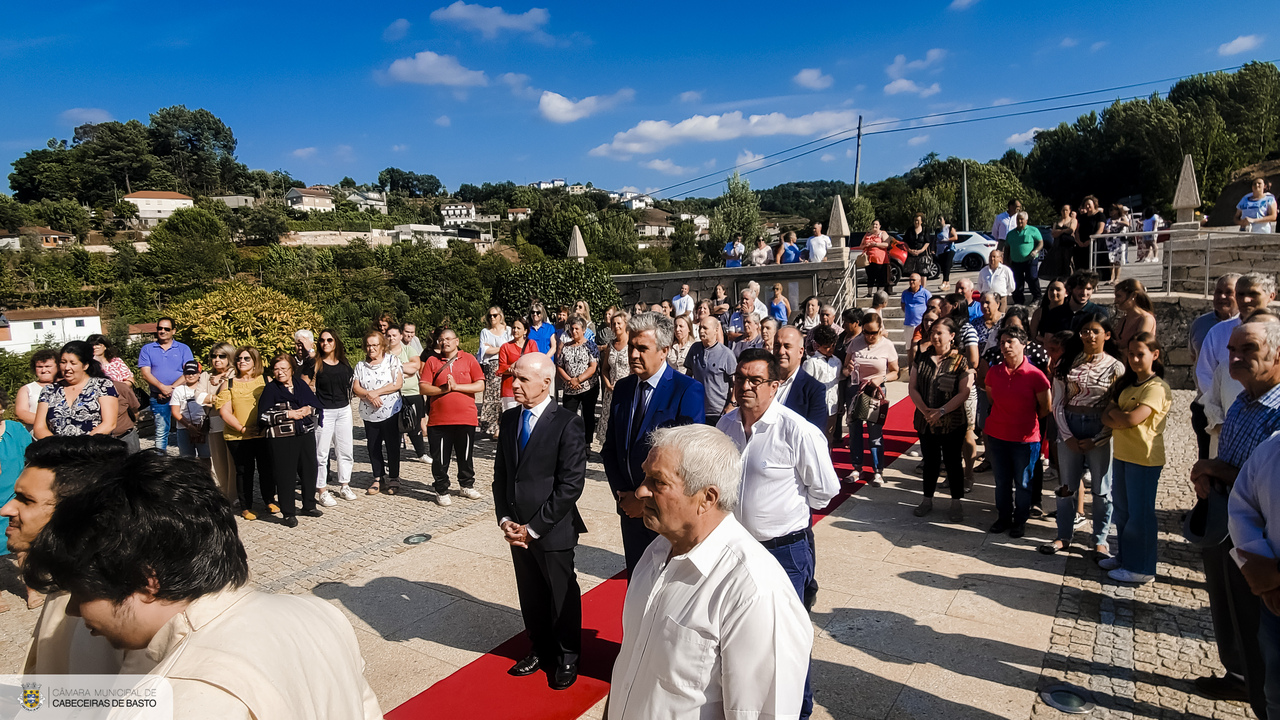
top-left (137, 316), bottom-right (194, 454)
top-left (526, 302), bottom-right (558, 356)
top-left (900, 273), bottom-right (932, 363)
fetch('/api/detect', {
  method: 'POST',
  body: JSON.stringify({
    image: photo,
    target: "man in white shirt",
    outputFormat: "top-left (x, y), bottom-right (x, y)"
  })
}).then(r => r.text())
top-left (1197, 273), bottom-right (1276, 454)
top-left (806, 222), bottom-right (831, 263)
top-left (717, 348), bottom-right (840, 720)
top-left (20, 451), bottom-right (383, 719)
top-left (609, 424), bottom-right (812, 720)
top-left (671, 284), bottom-right (694, 318)
top-left (1228, 431), bottom-right (1280, 716)
top-left (977, 250), bottom-right (1016, 311)
top-left (990, 198), bottom-right (1021, 243)
top-left (747, 280), bottom-right (770, 319)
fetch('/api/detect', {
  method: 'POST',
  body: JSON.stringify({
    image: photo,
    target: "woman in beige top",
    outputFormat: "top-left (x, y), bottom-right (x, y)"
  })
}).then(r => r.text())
top-left (842, 313), bottom-right (900, 486)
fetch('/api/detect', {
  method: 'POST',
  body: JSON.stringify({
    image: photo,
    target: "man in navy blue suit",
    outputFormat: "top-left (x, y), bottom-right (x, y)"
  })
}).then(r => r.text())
top-left (774, 326), bottom-right (828, 430)
top-left (601, 312), bottom-right (706, 573)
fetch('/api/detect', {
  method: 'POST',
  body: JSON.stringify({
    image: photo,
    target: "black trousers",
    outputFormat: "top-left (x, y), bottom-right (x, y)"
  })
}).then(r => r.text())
top-left (1190, 400), bottom-right (1211, 460)
top-left (429, 424), bottom-right (476, 492)
top-left (866, 262), bottom-right (893, 294)
top-left (511, 544), bottom-right (582, 666)
top-left (227, 437), bottom-right (273, 509)
top-left (561, 385), bottom-right (599, 447)
top-left (269, 433), bottom-right (318, 517)
top-left (365, 415), bottom-right (401, 480)
top-left (936, 249), bottom-right (955, 282)
top-left (1010, 260), bottom-right (1041, 305)
top-left (620, 515), bottom-right (658, 575)
top-left (403, 395), bottom-right (427, 457)
top-left (1202, 539), bottom-right (1268, 718)
top-left (921, 427), bottom-right (966, 499)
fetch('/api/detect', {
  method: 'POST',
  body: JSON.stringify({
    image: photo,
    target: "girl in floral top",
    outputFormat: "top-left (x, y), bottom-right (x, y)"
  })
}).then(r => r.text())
top-left (557, 316), bottom-right (600, 446)
top-left (34, 341), bottom-right (118, 438)
top-left (87, 334), bottom-right (134, 384)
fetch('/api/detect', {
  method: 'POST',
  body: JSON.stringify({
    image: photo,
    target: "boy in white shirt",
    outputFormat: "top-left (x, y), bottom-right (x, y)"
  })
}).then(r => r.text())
top-left (170, 360), bottom-right (211, 465)
top-left (802, 324), bottom-right (843, 444)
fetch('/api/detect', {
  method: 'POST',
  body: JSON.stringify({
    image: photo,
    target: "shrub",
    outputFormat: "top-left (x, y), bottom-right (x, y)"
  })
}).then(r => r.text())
top-left (168, 281), bottom-right (323, 358)
top-left (490, 260), bottom-right (621, 328)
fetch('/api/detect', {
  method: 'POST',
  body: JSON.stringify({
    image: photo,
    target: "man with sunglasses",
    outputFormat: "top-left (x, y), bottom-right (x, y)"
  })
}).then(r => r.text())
top-left (716, 348), bottom-right (838, 720)
top-left (138, 316), bottom-right (194, 454)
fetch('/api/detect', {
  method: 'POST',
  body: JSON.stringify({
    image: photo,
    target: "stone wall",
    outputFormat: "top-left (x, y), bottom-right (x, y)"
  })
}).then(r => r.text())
top-left (1164, 232), bottom-right (1280, 294)
top-left (612, 259), bottom-right (851, 312)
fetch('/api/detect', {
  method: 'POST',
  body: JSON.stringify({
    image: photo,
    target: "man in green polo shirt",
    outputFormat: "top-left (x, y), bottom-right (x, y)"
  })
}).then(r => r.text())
top-left (1002, 211), bottom-right (1043, 305)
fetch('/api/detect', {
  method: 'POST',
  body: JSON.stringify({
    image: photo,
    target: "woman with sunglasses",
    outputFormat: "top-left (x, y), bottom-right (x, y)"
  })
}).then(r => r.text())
top-left (312, 330), bottom-right (357, 503)
top-left (498, 317), bottom-right (538, 413)
top-left (204, 342), bottom-right (237, 502)
top-left (842, 313), bottom-right (899, 485)
top-left (259, 354), bottom-right (325, 528)
top-left (216, 347), bottom-right (273, 520)
top-left (354, 330), bottom-right (404, 495)
top-left (478, 306), bottom-right (512, 438)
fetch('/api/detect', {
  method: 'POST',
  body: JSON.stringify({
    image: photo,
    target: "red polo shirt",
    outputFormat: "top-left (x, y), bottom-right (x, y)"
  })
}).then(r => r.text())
top-left (984, 359), bottom-right (1049, 443)
top-left (423, 353), bottom-right (483, 427)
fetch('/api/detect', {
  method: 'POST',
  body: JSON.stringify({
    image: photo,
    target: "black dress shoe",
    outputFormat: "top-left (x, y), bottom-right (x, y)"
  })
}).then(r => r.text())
top-left (1009, 523), bottom-right (1025, 539)
top-left (282, 516), bottom-right (299, 528)
top-left (508, 654), bottom-right (540, 677)
top-left (550, 663), bottom-right (578, 690)
top-left (303, 508), bottom-right (324, 518)
top-left (988, 519), bottom-right (1011, 534)
top-left (1194, 674), bottom-right (1251, 702)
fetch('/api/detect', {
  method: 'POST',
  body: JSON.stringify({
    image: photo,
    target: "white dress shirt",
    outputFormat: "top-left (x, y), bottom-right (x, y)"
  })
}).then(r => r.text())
top-left (1196, 317), bottom-right (1242, 430)
top-left (500, 393), bottom-right (553, 537)
top-left (608, 514), bottom-right (813, 720)
top-left (1229, 431), bottom-right (1280, 565)
top-left (802, 354), bottom-right (841, 415)
top-left (672, 294), bottom-right (694, 317)
top-left (775, 368), bottom-right (800, 406)
top-left (754, 298), bottom-right (770, 320)
top-left (977, 264), bottom-right (1016, 297)
top-left (991, 211), bottom-right (1017, 242)
top-left (717, 401), bottom-right (840, 541)
top-left (807, 234), bottom-right (831, 262)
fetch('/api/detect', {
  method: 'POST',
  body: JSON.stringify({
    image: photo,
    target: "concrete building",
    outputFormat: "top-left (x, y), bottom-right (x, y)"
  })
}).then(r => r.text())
top-left (567, 184), bottom-right (587, 195)
top-left (285, 187), bottom-right (336, 213)
top-left (210, 195), bottom-right (256, 209)
top-left (679, 213), bottom-right (711, 232)
top-left (529, 179), bottom-right (566, 190)
top-left (13, 226), bottom-right (74, 249)
top-left (347, 190), bottom-right (389, 214)
top-left (623, 195), bottom-right (652, 210)
top-left (636, 209), bottom-right (673, 237)
top-left (122, 191), bottom-right (195, 228)
top-left (507, 207), bottom-right (531, 221)
top-left (393, 224), bottom-right (451, 249)
top-left (0, 307), bottom-right (102, 353)
top-left (441, 202), bottom-right (476, 226)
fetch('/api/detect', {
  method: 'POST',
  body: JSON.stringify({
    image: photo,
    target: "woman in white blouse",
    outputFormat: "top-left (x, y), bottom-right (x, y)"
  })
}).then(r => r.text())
top-left (353, 331), bottom-right (404, 496)
top-left (477, 306), bottom-right (512, 437)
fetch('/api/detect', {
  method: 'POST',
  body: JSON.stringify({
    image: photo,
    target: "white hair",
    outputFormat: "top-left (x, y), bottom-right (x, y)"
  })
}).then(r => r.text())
top-left (1241, 272), bottom-right (1277, 297)
top-left (1016, 211), bottom-right (1029, 222)
top-left (747, 280), bottom-right (761, 298)
top-left (628, 311), bottom-right (674, 350)
top-left (649, 424), bottom-right (743, 512)
top-left (294, 329), bottom-right (314, 343)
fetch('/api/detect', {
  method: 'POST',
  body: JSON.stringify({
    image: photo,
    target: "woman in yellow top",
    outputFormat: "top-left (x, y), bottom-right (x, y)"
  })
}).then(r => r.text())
top-left (217, 346), bottom-right (273, 520)
top-left (1101, 332), bottom-right (1171, 585)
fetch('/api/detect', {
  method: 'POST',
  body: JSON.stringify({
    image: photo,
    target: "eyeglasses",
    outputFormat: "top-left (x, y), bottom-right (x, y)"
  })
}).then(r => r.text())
top-left (157, 327), bottom-right (173, 332)
top-left (320, 338), bottom-right (335, 344)
top-left (236, 356), bottom-right (252, 362)
top-left (734, 374), bottom-right (773, 388)
top-left (489, 313), bottom-right (499, 318)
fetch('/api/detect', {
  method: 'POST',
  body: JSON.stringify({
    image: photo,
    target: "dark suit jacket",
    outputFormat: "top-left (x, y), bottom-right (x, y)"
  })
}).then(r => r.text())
top-left (601, 364), bottom-right (706, 496)
top-left (784, 368), bottom-right (830, 430)
top-left (492, 398), bottom-right (588, 552)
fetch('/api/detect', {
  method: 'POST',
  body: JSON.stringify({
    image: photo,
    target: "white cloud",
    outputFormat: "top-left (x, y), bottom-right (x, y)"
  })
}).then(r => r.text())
top-left (736, 149), bottom-right (765, 169)
top-left (884, 79), bottom-right (941, 97)
top-left (992, 97), bottom-right (1014, 106)
top-left (291, 147), bottom-right (317, 159)
top-left (907, 134), bottom-right (930, 146)
top-left (793, 68), bottom-right (833, 91)
top-left (1219, 34), bottom-right (1263, 56)
top-left (498, 72), bottom-right (540, 99)
top-left (538, 88), bottom-right (634, 123)
top-left (820, 153), bottom-right (836, 162)
top-left (679, 90), bottom-right (703, 103)
top-left (618, 185), bottom-right (640, 193)
top-left (886, 49), bottom-right (946, 80)
top-left (430, 1), bottom-right (551, 40)
top-left (1005, 127), bottom-right (1045, 145)
top-left (845, 148), bottom-right (856, 158)
top-left (385, 50), bottom-right (488, 87)
top-left (59, 107), bottom-right (112, 126)
top-left (392, 145), bottom-right (409, 153)
top-left (383, 19), bottom-right (410, 42)
top-left (1060, 37), bottom-right (1078, 48)
top-left (949, 0), bottom-right (977, 8)
top-left (335, 145), bottom-right (355, 162)
top-left (436, 115), bottom-right (451, 127)
top-left (1090, 41), bottom-right (1107, 52)
top-left (591, 109), bottom-right (862, 159)
top-left (642, 158), bottom-right (694, 176)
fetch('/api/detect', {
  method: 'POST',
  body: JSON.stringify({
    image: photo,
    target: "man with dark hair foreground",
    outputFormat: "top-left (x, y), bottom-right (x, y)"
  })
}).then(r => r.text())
top-left (3, 435), bottom-right (130, 673)
top-left (21, 450), bottom-right (383, 719)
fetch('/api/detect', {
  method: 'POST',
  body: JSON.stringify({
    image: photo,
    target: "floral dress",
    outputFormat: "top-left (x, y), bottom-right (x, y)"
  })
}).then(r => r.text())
top-left (40, 378), bottom-right (118, 436)
top-left (558, 341), bottom-right (599, 396)
top-left (596, 343), bottom-right (631, 442)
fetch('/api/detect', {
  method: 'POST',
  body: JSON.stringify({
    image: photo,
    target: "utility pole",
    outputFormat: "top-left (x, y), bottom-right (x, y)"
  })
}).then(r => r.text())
top-left (853, 115), bottom-right (863, 199)
top-left (961, 160), bottom-right (970, 231)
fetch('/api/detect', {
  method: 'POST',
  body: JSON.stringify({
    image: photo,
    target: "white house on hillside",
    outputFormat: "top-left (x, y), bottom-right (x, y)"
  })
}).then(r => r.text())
top-left (210, 195), bottom-right (256, 209)
top-left (507, 208), bottom-right (531, 221)
top-left (678, 213), bottom-right (710, 232)
top-left (122, 191), bottom-right (194, 228)
top-left (285, 187), bottom-right (336, 212)
top-left (529, 179), bottom-right (566, 190)
top-left (567, 184), bottom-right (587, 195)
top-left (347, 190), bottom-right (388, 214)
top-left (393, 224), bottom-right (451, 248)
top-left (636, 209), bottom-right (673, 237)
top-left (0, 307), bottom-right (102, 353)
top-left (441, 202), bottom-right (476, 226)
top-left (623, 195), bottom-right (652, 210)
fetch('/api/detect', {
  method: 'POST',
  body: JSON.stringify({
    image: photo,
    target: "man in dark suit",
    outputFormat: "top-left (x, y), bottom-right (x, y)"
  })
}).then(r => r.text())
top-left (601, 312), bottom-right (706, 572)
top-left (492, 353), bottom-right (588, 691)
top-left (775, 326), bottom-right (829, 430)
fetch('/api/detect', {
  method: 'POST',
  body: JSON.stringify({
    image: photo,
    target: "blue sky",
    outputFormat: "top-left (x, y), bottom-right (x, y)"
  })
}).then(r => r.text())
top-left (0, 1), bottom-right (1274, 199)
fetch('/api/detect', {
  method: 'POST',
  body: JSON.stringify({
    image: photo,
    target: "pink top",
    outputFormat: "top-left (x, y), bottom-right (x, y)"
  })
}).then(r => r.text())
top-left (845, 335), bottom-right (898, 388)
top-left (860, 233), bottom-right (888, 264)
top-left (100, 357), bottom-right (134, 384)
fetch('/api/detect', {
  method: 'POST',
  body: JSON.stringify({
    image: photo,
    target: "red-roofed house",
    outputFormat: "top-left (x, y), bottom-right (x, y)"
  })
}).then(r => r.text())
top-left (285, 187), bottom-right (336, 213)
top-left (122, 191), bottom-right (195, 228)
top-left (17, 226), bottom-right (74, 248)
top-left (0, 307), bottom-right (102, 352)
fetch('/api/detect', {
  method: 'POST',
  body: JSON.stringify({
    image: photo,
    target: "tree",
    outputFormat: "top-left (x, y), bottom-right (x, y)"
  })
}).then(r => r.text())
top-left (490, 261), bottom-right (621, 328)
top-left (707, 172), bottom-right (764, 266)
top-left (847, 196), bottom-right (875, 234)
top-left (242, 203), bottom-right (290, 245)
top-left (169, 282), bottom-right (324, 358)
top-left (668, 221), bottom-right (699, 271)
top-left (27, 199), bottom-right (91, 239)
top-left (0, 195), bottom-right (30, 233)
top-left (377, 168), bottom-right (443, 197)
top-left (147, 105), bottom-right (240, 196)
top-left (145, 207), bottom-right (234, 284)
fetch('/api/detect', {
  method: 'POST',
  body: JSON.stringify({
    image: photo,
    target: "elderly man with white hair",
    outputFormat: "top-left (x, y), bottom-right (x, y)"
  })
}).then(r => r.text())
top-left (294, 328), bottom-right (316, 380)
top-left (1003, 211), bottom-right (1044, 305)
top-left (608, 423), bottom-right (812, 720)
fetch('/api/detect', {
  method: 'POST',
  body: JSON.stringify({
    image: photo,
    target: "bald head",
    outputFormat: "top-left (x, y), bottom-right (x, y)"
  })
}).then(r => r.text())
top-left (775, 326), bottom-right (805, 375)
top-left (511, 352), bottom-right (554, 407)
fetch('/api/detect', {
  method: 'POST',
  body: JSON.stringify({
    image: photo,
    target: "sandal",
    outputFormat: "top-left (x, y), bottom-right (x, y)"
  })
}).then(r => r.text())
top-left (1038, 541), bottom-right (1067, 555)
top-left (367, 481), bottom-right (381, 496)
top-left (385, 478), bottom-right (400, 496)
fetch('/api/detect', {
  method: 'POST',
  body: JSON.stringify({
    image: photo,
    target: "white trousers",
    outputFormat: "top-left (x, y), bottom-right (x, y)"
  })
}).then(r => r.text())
top-left (315, 405), bottom-right (355, 488)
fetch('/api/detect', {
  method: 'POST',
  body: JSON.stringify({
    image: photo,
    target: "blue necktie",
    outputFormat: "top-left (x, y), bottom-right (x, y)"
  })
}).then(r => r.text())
top-left (629, 383), bottom-right (650, 444)
top-left (519, 409), bottom-right (534, 450)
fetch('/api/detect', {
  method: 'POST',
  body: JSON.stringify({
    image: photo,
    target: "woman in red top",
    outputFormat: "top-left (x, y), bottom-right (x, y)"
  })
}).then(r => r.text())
top-left (860, 219), bottom-right (894, 297)
top-left (498, 317), bottom-right (538, 413)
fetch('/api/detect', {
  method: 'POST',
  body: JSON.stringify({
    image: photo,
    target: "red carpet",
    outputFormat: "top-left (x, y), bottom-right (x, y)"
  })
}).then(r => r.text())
top-left (389, 397), bottom-right (919, 720)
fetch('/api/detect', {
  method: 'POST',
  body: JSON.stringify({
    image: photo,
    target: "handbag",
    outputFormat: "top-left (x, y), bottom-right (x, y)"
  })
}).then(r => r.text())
top-left (848, 383), bottom-right (888, 425)
top-left (854, 251), bottom-right (869, 268)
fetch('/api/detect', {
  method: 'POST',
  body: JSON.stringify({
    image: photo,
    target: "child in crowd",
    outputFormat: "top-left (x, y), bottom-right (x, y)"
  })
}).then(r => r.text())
top-left (803, 324), bottom-right (843, 447)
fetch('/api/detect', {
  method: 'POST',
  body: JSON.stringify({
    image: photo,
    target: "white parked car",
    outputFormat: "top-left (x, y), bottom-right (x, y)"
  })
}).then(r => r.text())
top-left (952, 231), bottom-right (999, 271)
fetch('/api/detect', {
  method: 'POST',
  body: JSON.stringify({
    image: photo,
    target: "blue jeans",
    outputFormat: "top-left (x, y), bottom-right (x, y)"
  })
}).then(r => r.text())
top-left (175, 428), bottom-right (210, 458)
top-left (149, 397), bottom-right (173, 453)
top-left (1260, 604), bottom-right (1280, 720)
top-left (987, 436), bottom-right (1039, 526)
top-left (1055, 412), bottom-right (1114, 547)
top-left (766, 537), bottom-right (814, 720)
top-left (1112, 460), bottom-right (1161, 575)
top-left (848, 418), bottom-right (884, 473)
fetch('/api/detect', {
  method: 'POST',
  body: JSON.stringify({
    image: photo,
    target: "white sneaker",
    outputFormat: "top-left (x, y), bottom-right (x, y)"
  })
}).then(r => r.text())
top-left (338, 485), bottom-right (358, 501)
top-left (419, 454), bottom-right (432, 463)
top-left (458, 488), bottom-right (482, 500)
top-left (1074, 514), bottom-right (1088, 529)
top-left (1098, 557), bottom-right (1121, 570)
top-left (871, 473), bottom-right (884, 486)
top-left (317, 490), bottom-right (338, 508)
top-left (849, 470), bottom-right (861, 484)
top-left (435, 493), bottom-right (453, 506)
top-left (905, 449), bottom-right (921, 459)
top-left (1108, 568), bottom-right (1154, 584)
